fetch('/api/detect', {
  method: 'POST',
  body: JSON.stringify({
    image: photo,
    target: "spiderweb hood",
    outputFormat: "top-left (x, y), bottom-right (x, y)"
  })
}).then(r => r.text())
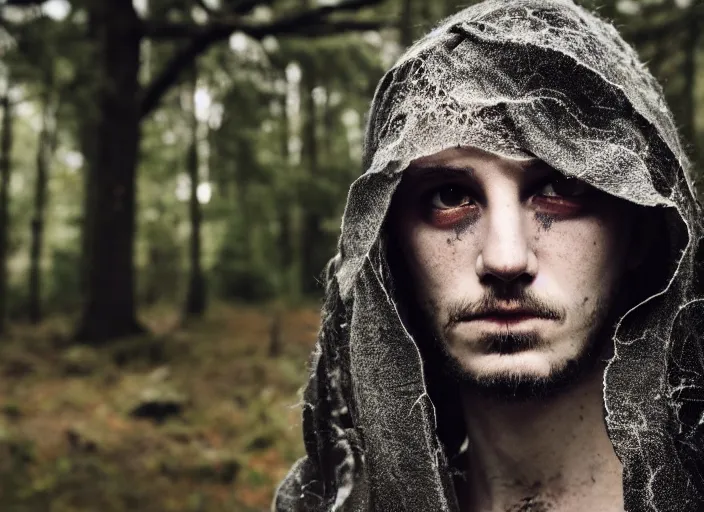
top-left (274, 1), bottom-right (704, 510)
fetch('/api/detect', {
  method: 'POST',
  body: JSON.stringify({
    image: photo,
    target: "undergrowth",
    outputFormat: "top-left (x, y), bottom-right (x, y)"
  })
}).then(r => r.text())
top-left (0, 302), bottom-right (318, 511)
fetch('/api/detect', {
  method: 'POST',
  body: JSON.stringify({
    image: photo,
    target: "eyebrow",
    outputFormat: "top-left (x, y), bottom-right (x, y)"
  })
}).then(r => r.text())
top-left (405, 164), bottom-right (476, 179)
top-left (523, 159), bottom-right (557, 174)
top-left (407, 159), bottom-right (558, 179)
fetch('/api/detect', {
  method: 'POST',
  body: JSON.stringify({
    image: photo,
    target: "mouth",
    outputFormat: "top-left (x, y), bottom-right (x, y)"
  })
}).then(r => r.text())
top-left (464, 309), bottom-right (547, 326)
top-left (476, 314), bottom-right (539, 325)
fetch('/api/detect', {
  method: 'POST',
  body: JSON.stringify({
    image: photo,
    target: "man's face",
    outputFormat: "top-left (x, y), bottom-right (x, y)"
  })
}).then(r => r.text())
top-left (389, 146), bottom-right (639, 393)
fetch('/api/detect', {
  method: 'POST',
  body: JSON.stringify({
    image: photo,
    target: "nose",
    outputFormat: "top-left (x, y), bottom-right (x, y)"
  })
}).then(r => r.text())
top-left (476, 201), bottom-right (536, 282)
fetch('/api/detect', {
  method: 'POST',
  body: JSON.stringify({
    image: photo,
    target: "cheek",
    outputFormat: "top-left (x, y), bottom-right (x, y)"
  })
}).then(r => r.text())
top-left (401, 222), bottom-right (477, 303)
top-left (535, 217), bottom-right (627, 303)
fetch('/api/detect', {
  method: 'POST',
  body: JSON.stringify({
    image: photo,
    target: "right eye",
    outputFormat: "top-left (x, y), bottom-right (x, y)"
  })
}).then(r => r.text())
top-left (429, 185), bottom-right (475, 209)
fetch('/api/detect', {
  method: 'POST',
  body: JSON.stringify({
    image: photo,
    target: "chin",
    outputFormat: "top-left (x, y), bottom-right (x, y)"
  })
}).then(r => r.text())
top-left (447, 343), bottom-right (600, 401)
top-left (464, 351), bottom-right (557, 380)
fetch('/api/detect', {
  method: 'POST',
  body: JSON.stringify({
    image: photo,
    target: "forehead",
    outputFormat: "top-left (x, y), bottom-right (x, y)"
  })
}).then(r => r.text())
top-left (407, 145), bottom-right (559, 180)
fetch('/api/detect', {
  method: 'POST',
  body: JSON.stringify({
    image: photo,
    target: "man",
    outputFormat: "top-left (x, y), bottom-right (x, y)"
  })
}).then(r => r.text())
top-left (274, 1), bottom-right (704, 511)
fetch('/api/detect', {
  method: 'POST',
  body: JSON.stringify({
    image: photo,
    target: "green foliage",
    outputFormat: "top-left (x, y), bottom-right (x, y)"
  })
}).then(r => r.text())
top-left (139, 211), bottom-right (184, 305)
top-left (211, 217), bottom-right (277, 302)
top-left (47, 247), bottom-right (81, 313)
top-left (1, 0), bottom-right (704, 316)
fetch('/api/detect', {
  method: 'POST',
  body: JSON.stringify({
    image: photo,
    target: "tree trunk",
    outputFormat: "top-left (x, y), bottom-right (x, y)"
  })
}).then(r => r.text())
top-left (268, 71), bottom-right (292, 358)
top-left (681, 4), bottom-right (699, 159)
top-left (75, 0), bottom-right (144, 342)
top-left (400, 0), bottom-right (414, 48)
top-left (322, 82), bottom-right (334, 158)
top-left (299, 70), bottom-right (324, 296)
top-left (276, 68), bottom-right (294, 283)
top-left (77, 78), bottom-right (98, 309)
top-left (184, 70), bottom-right (206, 317)
top-left (0, 92), bottom-right (12, 335)
top-left (28, 86), bottom-right (55, 324)
top-left (442, 0), bottom-right (456, 18)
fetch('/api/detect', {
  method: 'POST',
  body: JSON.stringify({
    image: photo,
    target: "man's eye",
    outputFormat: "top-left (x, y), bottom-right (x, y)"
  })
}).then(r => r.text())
top-left (536, 178), bottom-right (589, 198)
top-left (429, 185), bottom-right (475, 209)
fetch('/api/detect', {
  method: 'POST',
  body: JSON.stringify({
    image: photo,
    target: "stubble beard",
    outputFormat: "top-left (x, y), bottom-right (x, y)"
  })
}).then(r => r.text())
top-left (425, 298), bottom-right (617, 403)
top-left (385, 235), bottom-right (628, 403)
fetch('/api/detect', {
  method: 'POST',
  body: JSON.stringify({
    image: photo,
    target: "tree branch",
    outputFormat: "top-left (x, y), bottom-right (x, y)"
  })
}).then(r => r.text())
top-left (143, 0), bottom-right (382, 38)
top-left (194, 0), bottom-right (217, 17)
top-left (144, 17), bottom-right (387, 39)
top-left (140, 0), bottom-right (386, 119)
top-left (223, 0), bottom-right (278, 17)
top-left (143, 21), bottom-right (238, 39)
top-left (2, 0), bottom-right (50, 5)
top-left (140, 29), bottom-right (231, 118)
top-left (264, 18), bottom-right (388, 38)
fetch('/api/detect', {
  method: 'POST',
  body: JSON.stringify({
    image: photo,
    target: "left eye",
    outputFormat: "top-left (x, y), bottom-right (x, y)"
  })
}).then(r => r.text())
top-left (537, 178), bottom-right (589, 198)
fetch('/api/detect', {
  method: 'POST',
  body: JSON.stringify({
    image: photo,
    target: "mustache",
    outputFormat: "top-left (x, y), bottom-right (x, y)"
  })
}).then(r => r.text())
top-left (445, 288), bottom-right (565, 330)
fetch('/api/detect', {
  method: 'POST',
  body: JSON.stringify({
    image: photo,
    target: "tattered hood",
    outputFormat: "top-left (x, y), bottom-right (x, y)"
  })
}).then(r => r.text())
top-left (274, 1), bottom-right (704, 511)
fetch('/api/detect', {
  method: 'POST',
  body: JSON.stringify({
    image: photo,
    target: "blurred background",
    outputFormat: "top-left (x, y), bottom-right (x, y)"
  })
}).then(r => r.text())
top-left (0, 0), bottom-right (701, 510)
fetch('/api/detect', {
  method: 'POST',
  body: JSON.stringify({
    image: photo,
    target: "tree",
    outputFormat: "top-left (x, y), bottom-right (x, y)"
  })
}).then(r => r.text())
top-left (184, 67), bottom-right (206, 317)
top-left (681, 1), bottom-right (700, 160)
top-left (73, 0), bottom-right (143, 342)
top-left (28, 67), bottom-right (57, 323)
top-left (4, 0), bottom-right (699, 340)
top-left (64, 0), bottom-right (390, 342)
top-left (0, 85), bottom-right (12, 334)
top-left (299, 57), bottom-right (323, 296)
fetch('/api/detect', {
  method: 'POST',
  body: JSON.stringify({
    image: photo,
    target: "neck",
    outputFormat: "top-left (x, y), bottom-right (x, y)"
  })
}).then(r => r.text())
top-left (459, 363), bottom-right (623, 512)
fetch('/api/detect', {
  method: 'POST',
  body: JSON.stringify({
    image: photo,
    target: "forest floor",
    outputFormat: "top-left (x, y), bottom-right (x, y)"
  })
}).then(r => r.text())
top-left (0, 302), bottom-right (318, 511)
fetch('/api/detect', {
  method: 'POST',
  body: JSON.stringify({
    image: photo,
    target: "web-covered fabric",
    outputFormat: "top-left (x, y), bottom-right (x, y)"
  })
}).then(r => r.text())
top-left (273, 1), bottom-right (704, 510)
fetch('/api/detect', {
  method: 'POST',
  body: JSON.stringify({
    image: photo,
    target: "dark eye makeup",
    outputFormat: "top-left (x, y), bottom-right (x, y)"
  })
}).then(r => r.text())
top-left (419, 174), bottom-right (593, 228)
top-left (424, 184), bottom-right (480, 228)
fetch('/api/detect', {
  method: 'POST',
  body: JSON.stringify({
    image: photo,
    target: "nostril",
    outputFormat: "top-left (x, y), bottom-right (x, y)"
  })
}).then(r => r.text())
top-left (479, 272), bottom-right (535, 293)
top-left (488, 267), bottom-right (527, 282)
top-left (476, 249), bottom-right (537, 284)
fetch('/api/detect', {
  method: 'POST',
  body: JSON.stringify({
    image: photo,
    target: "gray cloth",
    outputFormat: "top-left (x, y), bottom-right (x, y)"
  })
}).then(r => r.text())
top-left (273, 1), bottom-right (704, 510)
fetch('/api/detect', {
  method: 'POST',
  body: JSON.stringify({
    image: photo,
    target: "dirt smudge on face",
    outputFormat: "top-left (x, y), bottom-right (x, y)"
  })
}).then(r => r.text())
top-left (451, 212), bottom-right (479, 241)
top-left (506, 494), bottom-right (554, 512)
top-left (535, 212), bottom-right (556, 231)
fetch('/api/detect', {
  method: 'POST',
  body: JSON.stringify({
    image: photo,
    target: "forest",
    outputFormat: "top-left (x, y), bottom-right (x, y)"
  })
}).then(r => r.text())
top-left (0, 0), bottom-right (702, 510)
